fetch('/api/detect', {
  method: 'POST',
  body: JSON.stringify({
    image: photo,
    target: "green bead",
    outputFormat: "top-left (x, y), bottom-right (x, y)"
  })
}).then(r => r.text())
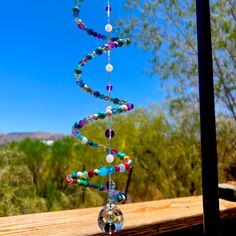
top-left (82, 180), bottom-right (89, 187)
top-left (74, 67), bottom-right (82, 74)
top-left (98, 111), bottom-right (106, 119)
top-left (117, 194), bottom-right (123, 202)
top-left (82, 171), bottom-right (88, 178)
top-left (117, 39), bottom-right (124, 47)
top-left (86, 54), bottom-right (92, 60)
top-left (79, 180), bottom-right (89, 187)
top-left (117, 152), bottom-right (126, 160)
top-left (95, 47), bottom-right (103, 55)
top-left (117, 107), bottom-right (123, 113)
top-left (72, 171), bottom-right (77, 179)
top-left (125, 38), bottom-right (131, 45)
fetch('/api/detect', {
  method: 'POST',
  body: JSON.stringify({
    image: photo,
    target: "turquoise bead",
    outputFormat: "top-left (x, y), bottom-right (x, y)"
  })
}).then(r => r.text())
top-left (117, 39), bottom-right (124, 46)
top-left (98, 111), bottom-right (106, 119)
top-left (82, 180), bottom-right (89, 187)
top-left (74, 68), bottom-right (82, 74)
top-left (125, 38), bottom-right (131, 45)
top-left (95, 47), bottom-right (103, 55)
top-left (72, 171), bottom-right (77, 179)
top-left (117, 152), bottom-right (126, 159)
top-left (97, 184), bottom-right (104, 191)
top-left (111, 108), bottom-right (117, 114)
top-left (86, 54), bottom-right (92, 60)
top-left (99, 167), bottom-right (107, 176)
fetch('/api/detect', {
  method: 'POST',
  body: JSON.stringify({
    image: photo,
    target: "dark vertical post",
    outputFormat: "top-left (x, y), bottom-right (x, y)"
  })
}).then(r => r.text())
top-left (196, 1), bottom-right (220, 236)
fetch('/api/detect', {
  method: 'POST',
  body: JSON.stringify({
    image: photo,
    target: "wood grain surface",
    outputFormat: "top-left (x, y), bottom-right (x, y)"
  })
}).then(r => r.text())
top-left (0, 196), bottom-right (236, 236)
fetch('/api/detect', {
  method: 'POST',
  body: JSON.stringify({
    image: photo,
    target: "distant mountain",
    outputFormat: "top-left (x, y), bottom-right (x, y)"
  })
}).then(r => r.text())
top-left (0, 132), bottom-right (65, 144)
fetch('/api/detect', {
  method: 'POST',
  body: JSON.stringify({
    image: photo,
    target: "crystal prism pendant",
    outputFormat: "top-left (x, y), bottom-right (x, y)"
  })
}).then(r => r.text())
top-left (97, 203), bottom-right (124, 234)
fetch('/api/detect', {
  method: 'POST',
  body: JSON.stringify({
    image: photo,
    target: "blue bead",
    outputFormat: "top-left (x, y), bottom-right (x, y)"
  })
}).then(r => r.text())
top-left (94, 91), bottom-right (100, 98)
top-left (99, 167), bottom-right (107, 176)
top-left (111, 108), bottom-right (117, 114)
top-left (97, 184), bottom-right (104, 191)
top-left (107, 165), bottom-right (115, 175)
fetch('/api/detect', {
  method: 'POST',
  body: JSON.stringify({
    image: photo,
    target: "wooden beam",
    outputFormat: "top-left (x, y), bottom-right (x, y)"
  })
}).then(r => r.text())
top-left (0, 196), bottom-right (235, 236)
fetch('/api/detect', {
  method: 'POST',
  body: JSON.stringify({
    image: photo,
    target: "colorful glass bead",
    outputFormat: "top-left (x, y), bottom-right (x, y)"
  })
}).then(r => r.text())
top-left (106, 85), bottom-right (113, 91)
top-left (105, 129), bottom-right (115, 139)
top-left (94, 91), bottom-right (100, 98)
top-left (107, 165), bottom-right (115, 174)
top-left (79, 120), bottom-right (86, 127)
top-left (117, 39), bottom-right (124, 47)
top-left (105, 63), bottom-right (113, 72)
top-left (115, 165), bottom-right (120, 172)
top-left (99, 167), bottom-right (107, 176)
top-left (98, 111), bottom-right (106, 119)
top-left (106, 109), bottom-right (112, 117)
top-left (72, 171), bottom-right (77, 179)
top-left (105, 24), bottom-right (113, 32)
top-left (81, 137), bottom-right (88, 144)
top-left (95, 47), bottom-right (103, 55)
top-left (117, 152), bottom-right (126, 159)
top-left (74, 67), bottom-right (82, 74)
top-left (105, 6), bottom-right (112, 12)
top-left (118, 164), bottom-right (126, 172)
top-left (88, 169), bottom-right (94, 177)
top-left (125, 38), bottom-right (131, 45)
top-left (111, 149), bottom-right (118, 154)
top-left (116, 192), bottom-right (127, 203)
top-left (106, 154), bottom-right (114, 163)
top-left (86, 54), bottom-right (93, 60)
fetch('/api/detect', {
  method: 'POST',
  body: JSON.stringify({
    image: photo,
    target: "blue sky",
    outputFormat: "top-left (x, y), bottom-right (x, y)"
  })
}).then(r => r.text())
top-left (0, 0), bottom-right (164, 135)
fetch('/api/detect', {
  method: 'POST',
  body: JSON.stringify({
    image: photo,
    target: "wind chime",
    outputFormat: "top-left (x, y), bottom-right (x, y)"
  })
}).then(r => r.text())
top-left (65, 0), bottom-right (134, 233)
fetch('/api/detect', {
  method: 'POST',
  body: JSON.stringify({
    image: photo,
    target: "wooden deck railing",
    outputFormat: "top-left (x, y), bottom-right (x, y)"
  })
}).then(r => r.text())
top-left (0, 193), bottom-right (236, 236)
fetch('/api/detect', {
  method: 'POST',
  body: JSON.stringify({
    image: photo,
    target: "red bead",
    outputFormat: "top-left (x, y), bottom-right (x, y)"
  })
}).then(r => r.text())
top-left (124, 163), bottom-right (130, 170)
top-left (88, 169), bottom-right (94, 177)
top-left (115, 165), bottom-right (120, 172)
top-left (78, 23), bottom-right (85, 29)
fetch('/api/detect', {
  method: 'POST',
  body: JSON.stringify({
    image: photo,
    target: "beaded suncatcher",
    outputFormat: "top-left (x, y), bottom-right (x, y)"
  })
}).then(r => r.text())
top-left (64, 0), bottom-right (134, 233)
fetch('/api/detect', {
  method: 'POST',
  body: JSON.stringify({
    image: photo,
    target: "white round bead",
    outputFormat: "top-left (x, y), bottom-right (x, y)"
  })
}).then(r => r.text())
top-left (105, 24), bottom-right (113, 32)
top-left (118, 164), bottom-right (126, 172)
top-left (106, 106), bottom-right (112, 111)
top-left (81, 137), bottom-right (88, 144)
top-left (106, 154), bottom-right (114, 163)
top-left (93, 113), bottom-right (98, 119)
top-left (121, 105), bottom-right (128, 112)
top-left (105, 64), bottom-right (113, 72)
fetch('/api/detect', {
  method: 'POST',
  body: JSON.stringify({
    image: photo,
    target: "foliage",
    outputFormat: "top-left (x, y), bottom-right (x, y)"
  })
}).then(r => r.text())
top-left (117, 0), bottom-right (236, 122)
top-left (0, 105), bottom-right (235, 216)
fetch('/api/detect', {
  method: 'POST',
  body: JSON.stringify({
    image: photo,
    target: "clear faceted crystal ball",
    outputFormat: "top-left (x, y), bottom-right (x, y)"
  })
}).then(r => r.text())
top-left (98, 203), bottom-right (124, 234)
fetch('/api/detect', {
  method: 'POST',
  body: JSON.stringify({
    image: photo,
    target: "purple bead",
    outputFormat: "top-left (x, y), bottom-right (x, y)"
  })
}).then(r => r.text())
top-left (105, 6), bottom-right (112, 12)
top-left (105, 129), bottom-right (115, 139)
top-left (97, 33), bottom-right (103, 39)
top-left (127, 104), bottom-right (134, 111)
top-left (109, 42), bottom-right (115, 49)
top-left (77, 23), bottom-right (85, 29)
top-left (106, 85), bottom-right (113, 91)
top-left (79, 120), bottom-right (86, 127)
top-left (111, 149), bottom-right (118, 154)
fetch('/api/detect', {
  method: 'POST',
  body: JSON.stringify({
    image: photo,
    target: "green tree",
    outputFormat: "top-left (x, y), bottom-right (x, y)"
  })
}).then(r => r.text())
top-left (118, 0), bottom-right (236, 121)
top-left (0, 146), bottom-right (47, 216)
